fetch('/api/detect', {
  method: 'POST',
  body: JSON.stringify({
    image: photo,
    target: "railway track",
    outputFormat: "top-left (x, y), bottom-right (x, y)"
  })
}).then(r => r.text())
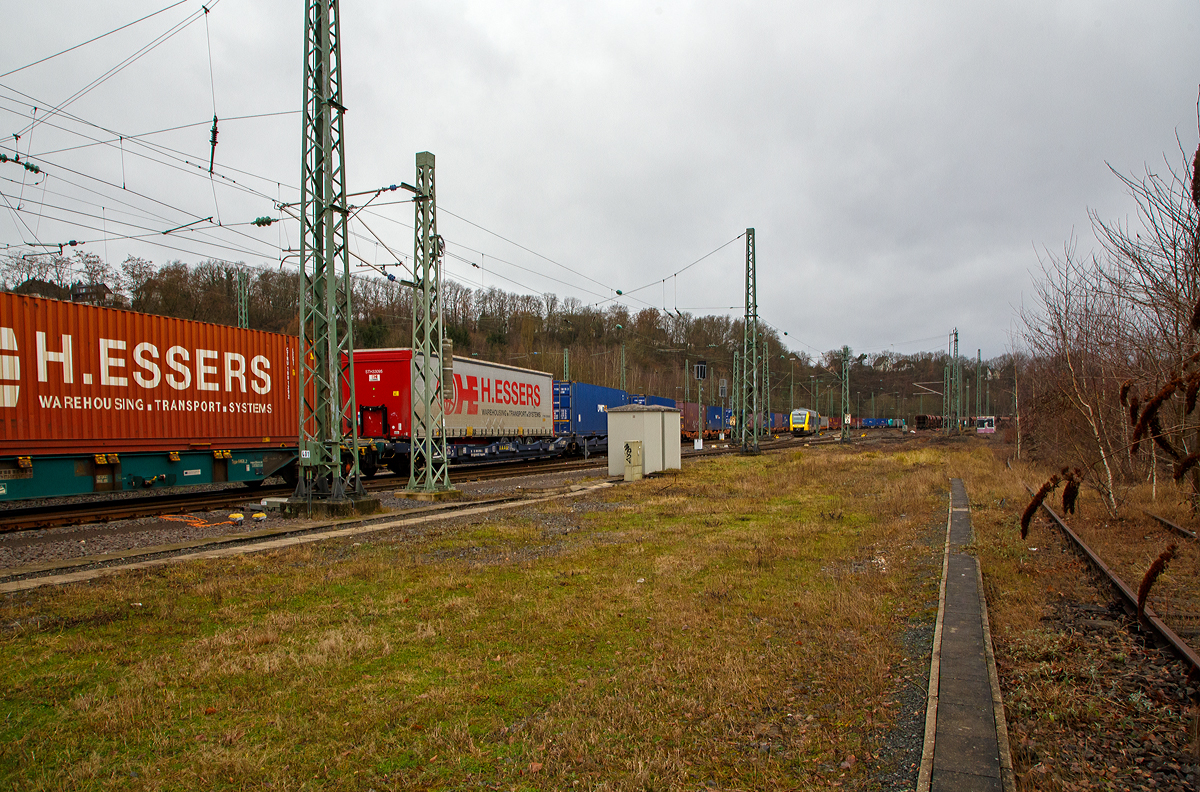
top-left (0, 459), bottom-right (602, 534)
top-left (1026, 484), bottom-right (1200, 676)
top-left (0, 437), bottom-right (803, 534)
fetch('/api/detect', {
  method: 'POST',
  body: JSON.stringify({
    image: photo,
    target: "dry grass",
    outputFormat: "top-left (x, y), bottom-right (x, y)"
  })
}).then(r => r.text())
top-left (972, 452), bottom-right (1199, 790)
top-left (0, 442), bottom-right (994, 790)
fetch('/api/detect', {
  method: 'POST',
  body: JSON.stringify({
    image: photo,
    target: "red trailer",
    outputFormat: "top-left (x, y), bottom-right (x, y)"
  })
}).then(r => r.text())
top-left (351, 348), bottom-right (559, 475)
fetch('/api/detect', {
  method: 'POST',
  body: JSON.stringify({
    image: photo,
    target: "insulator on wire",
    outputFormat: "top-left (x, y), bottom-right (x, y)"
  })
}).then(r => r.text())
top-left (252, 216), bottom-right (275, 227)
top-left (208, 115), bottom-right (218, 173)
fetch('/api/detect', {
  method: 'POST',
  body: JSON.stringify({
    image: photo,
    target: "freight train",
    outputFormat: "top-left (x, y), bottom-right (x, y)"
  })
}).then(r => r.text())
top-left (0, 293), bottom-right (821, 502)
top-left (2, 293), bottom-right (795, 503)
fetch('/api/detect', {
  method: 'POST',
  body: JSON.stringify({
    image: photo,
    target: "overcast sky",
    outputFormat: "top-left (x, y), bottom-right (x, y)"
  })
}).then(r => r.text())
top-left (2, 0), bottom-right (1198, 361)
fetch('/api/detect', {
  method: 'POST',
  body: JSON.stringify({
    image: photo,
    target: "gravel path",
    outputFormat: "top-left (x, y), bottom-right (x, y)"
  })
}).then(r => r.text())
top-left (0, 468), bottom-right (608, 571)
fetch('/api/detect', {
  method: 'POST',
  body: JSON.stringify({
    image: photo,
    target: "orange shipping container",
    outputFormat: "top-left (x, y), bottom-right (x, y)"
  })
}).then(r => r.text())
top-left (0, 293), bottom-right (299, 454)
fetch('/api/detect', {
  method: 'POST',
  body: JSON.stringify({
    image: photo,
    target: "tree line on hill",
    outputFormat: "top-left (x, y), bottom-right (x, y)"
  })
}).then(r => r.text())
top-left (2, 247), bottom-right (1017, 422)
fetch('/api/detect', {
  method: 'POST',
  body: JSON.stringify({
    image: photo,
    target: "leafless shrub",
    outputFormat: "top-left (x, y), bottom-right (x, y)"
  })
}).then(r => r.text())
top-left (1021, 129), bottom-right (1200, 510)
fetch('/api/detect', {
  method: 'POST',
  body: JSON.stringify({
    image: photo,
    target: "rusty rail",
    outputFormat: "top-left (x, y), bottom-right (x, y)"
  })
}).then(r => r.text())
top-left (1142, 510), bottom-right (1198, 541)
top-left (1024, 484), bottom-right (1200, 676)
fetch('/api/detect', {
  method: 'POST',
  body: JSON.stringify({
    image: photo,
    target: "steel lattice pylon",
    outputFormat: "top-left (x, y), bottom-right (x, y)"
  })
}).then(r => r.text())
top-left (762, 340), bottom-right (770, 437)
top-left (840, 346), bottom-right (850, 443)
top-left (237, 271), bottom-right (249, 329)
top-left (732, 350), bottom-right (740, 436)
top-left (407, 151), bottom-right (453, 493)
top-left (295, 0), bottom-right (363, 503)
top-left (740, 228), bottom-right (759, 454)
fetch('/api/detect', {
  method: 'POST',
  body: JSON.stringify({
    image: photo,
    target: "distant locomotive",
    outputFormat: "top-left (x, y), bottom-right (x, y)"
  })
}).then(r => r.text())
top-left (789, 408), bottom-right (820, 436)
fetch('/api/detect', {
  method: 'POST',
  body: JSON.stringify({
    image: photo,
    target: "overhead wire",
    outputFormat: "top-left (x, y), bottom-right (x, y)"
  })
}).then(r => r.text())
top-left (202, 2), bottom-right (221, 223)
top-left (25, 111), bottom-right (299, 159)
top-left (0, 137), bottom-right (288, 256)
top-left (12, 0), bottom-right (221, 139)
top-left (0, 190), bottom-right (278, 262)
top-left (595, 231), bottom-right (746, 306)
top-left (3, 14), bottom-right (763, 342)
top-left (440, 206), bottom-right (615, 294)
top-left (0, 188), bottom-right (43, 247)
top-left (0, 0), bottom-right (191, 80)
top-left (0, 96), bottom-right (283, 209)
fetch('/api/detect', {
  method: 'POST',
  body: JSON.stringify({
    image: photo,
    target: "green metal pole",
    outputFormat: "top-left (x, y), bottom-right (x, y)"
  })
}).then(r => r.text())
top-left (976, 348), bottom-right (982, 418)
top-left (840, 346), bottom-right (850, 442)
top-left (237, 271), bottom-right (249, 329)
top-left (741, 229), bottom-right (759, 454)
top-left (763, 340), bottom-right (770, 437)
top-left (295, 0), bottom-right (363, 505)
top-left (407, 151), bottom-right (453, 493)
top-left (621, 341), bottom-right (626, 392)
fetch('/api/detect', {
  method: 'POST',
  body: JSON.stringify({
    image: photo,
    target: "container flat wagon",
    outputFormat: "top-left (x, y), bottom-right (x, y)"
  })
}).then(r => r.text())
top-left (354, 349), bottom-right (560, 475)
top-left (705, 405), bottom-right (730, 438)
top-left (0, 293), bottom-right (299, 501)
top-left (552, 381), bottom-right (626, 455)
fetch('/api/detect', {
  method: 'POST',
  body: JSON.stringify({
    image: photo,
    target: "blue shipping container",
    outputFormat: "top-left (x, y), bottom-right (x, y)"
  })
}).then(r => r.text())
top-left (552, 381), bottom-right (572, 434)
top-left (646, 395), bottom-right (676, 409)
top-left (561, 382), bottom-right (628, 435)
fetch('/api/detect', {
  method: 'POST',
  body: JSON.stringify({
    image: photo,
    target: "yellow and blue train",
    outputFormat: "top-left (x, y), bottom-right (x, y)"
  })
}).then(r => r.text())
top-left (789, 408), bottom-right (821, 436)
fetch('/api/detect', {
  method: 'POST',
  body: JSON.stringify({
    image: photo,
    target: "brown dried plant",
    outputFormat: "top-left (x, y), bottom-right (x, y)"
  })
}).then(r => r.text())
top-left (1136, 544), bottom-right (1177, 624)
top-left (1148, 413), bottom-right (1182, 460)
top-left (1192, 144), bottom-right (1200, 209)
top-left (1020, 475), bottom-right (1060, 539)
top-left (1061, 467), bottom-right (1082, 515)
top-left (1190, 144), bottom-right (1200, 331)
top-left (1186, 370), bottom-right (1200, 415)
top-left (1131, 376), bottom-right (1184, 453)
top-left (1174, 451), bottom-right (1200, 482)
top-left (1119, 379), bottom-right (1133, 408)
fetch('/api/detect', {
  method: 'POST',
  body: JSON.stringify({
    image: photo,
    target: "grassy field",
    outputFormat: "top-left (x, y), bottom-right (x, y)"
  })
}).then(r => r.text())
top-left (1, 442), bottom-right (1010, 791)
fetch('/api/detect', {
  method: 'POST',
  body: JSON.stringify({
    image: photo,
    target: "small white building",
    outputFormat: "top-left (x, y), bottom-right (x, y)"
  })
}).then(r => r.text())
top-left (606, 404), bottom-right (682, 477)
